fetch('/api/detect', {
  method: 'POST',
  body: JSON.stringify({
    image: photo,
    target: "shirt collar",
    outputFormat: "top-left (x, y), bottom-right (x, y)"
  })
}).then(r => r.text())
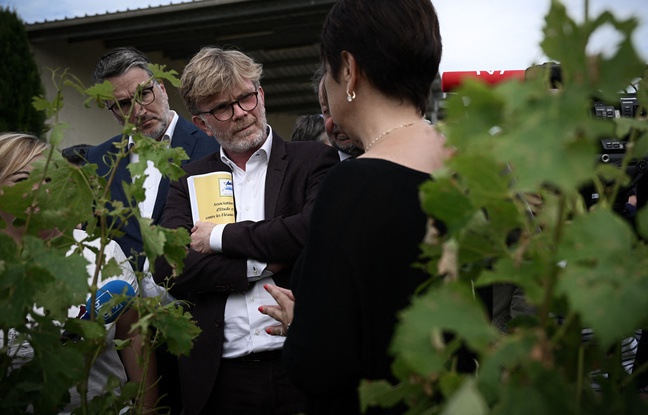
top-left (164, 111), bottom-right (179, 145)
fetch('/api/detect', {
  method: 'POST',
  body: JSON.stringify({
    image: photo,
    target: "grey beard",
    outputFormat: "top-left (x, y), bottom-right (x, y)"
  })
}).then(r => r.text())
top-left (142, 122), bottom-right (168, 141)
top-left (217, 109), bottom-right (268, 154)
top-left (220, 129), bottom-right (267, 153)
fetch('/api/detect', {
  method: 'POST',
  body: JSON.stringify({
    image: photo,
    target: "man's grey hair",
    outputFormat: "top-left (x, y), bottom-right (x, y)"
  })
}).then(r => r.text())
top-left (312, 64), bottom-right (325, 95)
top-left (91, 47), bottom-right (153, 85)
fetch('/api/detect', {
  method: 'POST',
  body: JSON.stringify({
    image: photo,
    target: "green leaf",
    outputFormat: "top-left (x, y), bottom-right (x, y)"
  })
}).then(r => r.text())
top-left (440, 377), bottom-right (488, 415)
top-left (359, 380), bottom-right (406, 413)
top-left (127, 135), bottom-right (189, 181)
top-left (391, 282), bottom-right (497, 376)
top-left (636, 204), bottom-right (648, 240)
top-left (477, 332), bottom-right (540, 404)
top-left (101, 257), bottom-right (124, 281)
top-left (63, 318), bottom-right (108, 343)
top-left (28, 327), bottom-right (86, 411)
top-left (31, 95), bottom-right (52, 113)
top-left (0, 152), bottom-right (97, 239)
top-left (122, 175), bottom-right (146, 207)
top-left (0, 261), bottom-right (51, 328)
top-left (594, 163), bottom-right (632, 191)
top-left (144, 224), bottom-right (190, 275)
top-left (556, 209), bottom-right (648, 350)
top-left (139, 218), bottom-right (166, 263)
top-left (48, 122), bottom-right (68, 148)
top-left (438, 371), bottom-right (464, 401)
top-left (24, 236), bottom-right (89, 320)
top-left (615, 118), bottom-right (647, 144)
top-left (112, 338), bottom-right (133, 351)
top-left (637, 69), bottom-right (648, 110)
top-left (149, 63), bottom-right (181, 88)
top-left (492, 88), bottom-right (599, 193)
top-left (451, 155), bottom-right (521, 233)
top-left (541, 1), bottom-right (585, 75)
top-left (444, 80), bottom-right (506, 156)
top-left (85, 81), bottom-right (116, 103)
top-left (476, 256), bottom-right (547, 306)
top-left (455, 215), bottom-right (507, 267)
top-left (419, 176), bottom-right (475, 237)
top-left (0, 235), bottom-right (88, 328)
top-left (585, 12), bottom-right (645, 100)
top-left (32, 153), bottom-right (97, 232)
top-left (77, 375), bottom-right (139, 414)
top-left (145, 303), bottom-right (201, 356)
top-left (491, 366), bottom-right (578, 415)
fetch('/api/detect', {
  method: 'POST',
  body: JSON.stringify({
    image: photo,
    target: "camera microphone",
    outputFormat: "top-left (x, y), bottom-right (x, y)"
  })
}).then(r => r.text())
top-left (441, 70), bottom-right (526, 93)
top-left (80, 279), bottom-right (136, 324)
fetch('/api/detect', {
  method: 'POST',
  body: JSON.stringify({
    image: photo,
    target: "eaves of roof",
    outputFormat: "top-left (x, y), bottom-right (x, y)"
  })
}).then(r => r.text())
top-left (26, 0), bottom-right (337, 115)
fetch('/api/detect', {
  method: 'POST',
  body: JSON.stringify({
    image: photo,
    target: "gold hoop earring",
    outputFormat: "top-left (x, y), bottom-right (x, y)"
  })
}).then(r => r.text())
top-left (346, 89), bottom-right (356, 102)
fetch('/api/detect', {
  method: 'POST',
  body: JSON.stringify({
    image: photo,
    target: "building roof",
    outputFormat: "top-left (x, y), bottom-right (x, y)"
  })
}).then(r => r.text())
top-left (26, 0), bottom-right (336, 115)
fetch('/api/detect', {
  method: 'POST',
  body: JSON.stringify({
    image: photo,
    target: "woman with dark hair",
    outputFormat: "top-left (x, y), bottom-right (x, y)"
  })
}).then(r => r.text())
top-left (260, 0), bottom-right (451, 413)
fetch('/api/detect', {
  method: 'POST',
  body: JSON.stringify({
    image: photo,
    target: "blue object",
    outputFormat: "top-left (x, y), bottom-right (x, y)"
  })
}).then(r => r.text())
top-left (81, 280), bottom-right (136, 323)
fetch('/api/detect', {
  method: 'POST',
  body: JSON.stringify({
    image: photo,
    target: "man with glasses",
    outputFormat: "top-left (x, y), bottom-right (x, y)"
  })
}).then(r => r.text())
top-left (86, 47), bottom-right (219, 270)
top-left (153, 46), bottom-right (339, 415)
top-left (85, 47), bottom-right (219, 415)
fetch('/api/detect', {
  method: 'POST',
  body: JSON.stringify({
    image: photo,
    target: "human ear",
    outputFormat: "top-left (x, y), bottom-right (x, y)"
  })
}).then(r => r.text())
top-left (192, 115), bottom-right (212, 136)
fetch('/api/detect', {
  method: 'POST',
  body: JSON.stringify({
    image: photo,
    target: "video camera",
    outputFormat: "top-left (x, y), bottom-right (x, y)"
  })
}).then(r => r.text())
top-left (441, 63), bottom-right (646, 217)
top-left (590, 92), bottom-right (645, 217)
top-left (594, 96), bottom-right (643, 159)
top-left (571, 74), bottom-right (645, 216)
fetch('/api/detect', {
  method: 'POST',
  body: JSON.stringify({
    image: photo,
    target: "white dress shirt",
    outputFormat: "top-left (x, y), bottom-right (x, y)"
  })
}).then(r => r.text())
top-left (338, 149), bottom-right (353, 161)
top-left (209, 129), bottom-right (285, 357)
top-left (129, 111), bottom-right (178, 304)
top-left (129, 111), bottom-right (178, 221)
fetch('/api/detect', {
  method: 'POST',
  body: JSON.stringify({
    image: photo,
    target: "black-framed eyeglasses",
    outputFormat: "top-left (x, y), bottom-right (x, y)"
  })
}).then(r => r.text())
top-left (107, 85), bottom-right (156, 116)
top-left (199, 91), bottom-right (259, 122)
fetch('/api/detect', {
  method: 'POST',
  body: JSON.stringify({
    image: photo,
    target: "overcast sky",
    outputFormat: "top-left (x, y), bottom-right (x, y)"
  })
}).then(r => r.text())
top-left (2, 0), bottom-right (647, 74)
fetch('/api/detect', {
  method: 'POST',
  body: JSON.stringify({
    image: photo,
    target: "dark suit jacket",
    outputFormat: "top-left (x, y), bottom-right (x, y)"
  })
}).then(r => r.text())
top-left (85, 116), bottom-right (220, 271)
top-left (153, 133), bottom-right (339, 415)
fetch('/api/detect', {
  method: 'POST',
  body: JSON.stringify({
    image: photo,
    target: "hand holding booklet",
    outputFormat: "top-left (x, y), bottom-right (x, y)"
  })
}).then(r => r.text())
top-left (187, 171), bottom-right (236, 225)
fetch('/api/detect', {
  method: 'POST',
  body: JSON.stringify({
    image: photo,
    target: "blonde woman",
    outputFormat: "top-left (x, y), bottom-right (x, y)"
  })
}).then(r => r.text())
top-left (0, 132), bottom-right (158, 413)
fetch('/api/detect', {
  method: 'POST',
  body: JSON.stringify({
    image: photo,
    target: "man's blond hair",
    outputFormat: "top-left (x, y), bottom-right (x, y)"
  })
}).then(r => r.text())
top-left (180, 47), bottom-right (263, 115)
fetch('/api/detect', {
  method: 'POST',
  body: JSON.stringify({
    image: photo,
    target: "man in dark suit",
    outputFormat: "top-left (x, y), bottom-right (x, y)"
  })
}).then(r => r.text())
top-left (153, 47), bottom-right (339, 415)
top-left (86, 47), bottom-right (220, 272)
top-left (85, 47), bottom-right (220, 414)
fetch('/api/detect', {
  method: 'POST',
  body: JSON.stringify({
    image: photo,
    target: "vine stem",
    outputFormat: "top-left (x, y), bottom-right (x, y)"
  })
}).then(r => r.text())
top-left (577, 344), bottom-right (585, 408)
top-left (539, 195), bottom-right (566, 329)
top-left (549, 312), bottom-right (575, 346)
top-left (622, 355), bottom-right (648, 388)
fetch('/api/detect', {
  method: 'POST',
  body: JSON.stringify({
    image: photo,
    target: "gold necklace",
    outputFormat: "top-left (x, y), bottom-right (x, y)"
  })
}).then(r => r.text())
top-left (366, 117), bottom-right (427, 150)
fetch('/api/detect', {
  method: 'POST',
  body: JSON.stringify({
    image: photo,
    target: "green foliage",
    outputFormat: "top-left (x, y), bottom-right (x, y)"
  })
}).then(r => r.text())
top-left (392, 283), bottom-right (498, 377)
top-left (0, 64), bottom-right (200, 413)
top-left (0, 7), bottom-right (46, 137)
top-left (136, 300), bottom-right (202, 356)
top-left (362, 1), bottom-right (648, 413)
